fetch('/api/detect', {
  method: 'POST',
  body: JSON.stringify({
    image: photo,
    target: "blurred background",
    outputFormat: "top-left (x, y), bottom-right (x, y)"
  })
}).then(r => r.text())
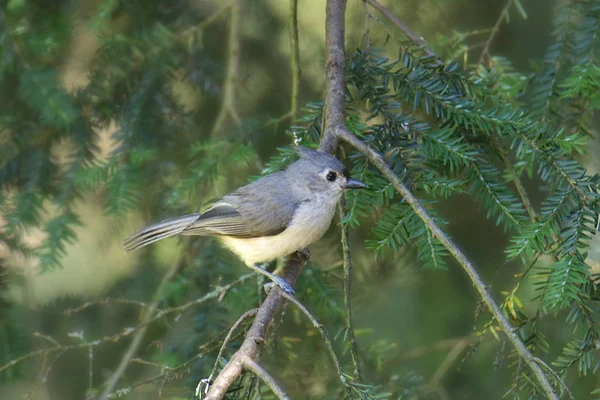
top-left (1, 0), bottom-right (599, 399)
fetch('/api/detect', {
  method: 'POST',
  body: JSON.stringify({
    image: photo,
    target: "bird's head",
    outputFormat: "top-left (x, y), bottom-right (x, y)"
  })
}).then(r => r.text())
top-left (286, 146), bottom-right (367, 199)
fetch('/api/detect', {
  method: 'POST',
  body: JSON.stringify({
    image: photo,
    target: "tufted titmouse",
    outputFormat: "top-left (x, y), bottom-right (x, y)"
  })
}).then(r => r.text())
top-left (123, 146), bottom-right (366, 294)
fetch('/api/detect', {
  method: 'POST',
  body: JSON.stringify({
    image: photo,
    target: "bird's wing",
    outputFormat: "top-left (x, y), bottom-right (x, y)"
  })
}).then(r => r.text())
top-left (181, 173), bottom-right (300, 238)
top-left (181, 202), bottom-right (253, 237)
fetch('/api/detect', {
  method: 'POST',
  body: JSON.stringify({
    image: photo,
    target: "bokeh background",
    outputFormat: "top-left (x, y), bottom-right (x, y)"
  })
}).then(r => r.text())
top-left (1, 0), bottom-right (599, 399)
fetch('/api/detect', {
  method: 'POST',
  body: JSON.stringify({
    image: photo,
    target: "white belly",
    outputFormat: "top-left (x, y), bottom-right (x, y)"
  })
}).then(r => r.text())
top-left (220, 197), bottom-right (337, 265)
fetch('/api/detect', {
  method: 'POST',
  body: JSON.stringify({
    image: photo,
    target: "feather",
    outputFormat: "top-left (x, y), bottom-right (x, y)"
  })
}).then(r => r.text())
top-left (123, 214), bottom-right (200, 251)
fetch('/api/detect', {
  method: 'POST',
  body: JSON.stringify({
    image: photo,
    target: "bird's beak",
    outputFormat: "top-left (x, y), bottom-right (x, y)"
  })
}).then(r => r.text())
top-left (344, 178), bottom-right (368, 189)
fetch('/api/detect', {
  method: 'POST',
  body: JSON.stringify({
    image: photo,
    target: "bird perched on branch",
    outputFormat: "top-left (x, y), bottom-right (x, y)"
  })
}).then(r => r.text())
top-left (123, 146), bottom-right (367, 294)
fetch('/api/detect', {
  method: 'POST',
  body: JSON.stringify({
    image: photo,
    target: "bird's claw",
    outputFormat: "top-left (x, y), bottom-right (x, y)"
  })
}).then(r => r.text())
top-left (263, 282), bottom-right (275, 294)
top-left (265, 277), bottom-right (295, 295)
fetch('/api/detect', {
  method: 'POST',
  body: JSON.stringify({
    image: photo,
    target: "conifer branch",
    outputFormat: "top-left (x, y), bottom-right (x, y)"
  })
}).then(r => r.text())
top-left (319, 1), bottom-right (560, 397)
top-left (336, 126), bottom-right (560, 400)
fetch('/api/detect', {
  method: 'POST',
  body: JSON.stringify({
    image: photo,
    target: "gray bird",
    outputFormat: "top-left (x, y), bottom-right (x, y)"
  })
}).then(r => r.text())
top-left (123, 146), bottom-right (366, 294)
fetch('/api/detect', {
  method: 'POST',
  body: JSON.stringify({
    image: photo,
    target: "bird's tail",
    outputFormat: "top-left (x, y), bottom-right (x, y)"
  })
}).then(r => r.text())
top-left (123, 214), bottom-right (200, 252)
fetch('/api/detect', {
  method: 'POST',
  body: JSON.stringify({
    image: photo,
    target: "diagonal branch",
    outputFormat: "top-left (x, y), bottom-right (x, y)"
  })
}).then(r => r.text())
top-left (337, 126), bottom-right (559, 400)
top-left (242, 356), bottom-right (289, 400)
top-left (204, 251), bottom-right (308, 400)
top-left (364, 0), bottom-right (440, 63)
top-left (281, 291), bottom-right (348, 386)
top-left (320, 1), bottom-right (560, 399)
top-left (208, 308), bottom-right (259, 383)
top-left (478, 0), bottom-right (513, 65)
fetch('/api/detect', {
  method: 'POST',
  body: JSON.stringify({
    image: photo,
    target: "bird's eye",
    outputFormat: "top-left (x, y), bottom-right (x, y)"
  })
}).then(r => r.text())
top-left (326, 171), bottom-right (338, 182)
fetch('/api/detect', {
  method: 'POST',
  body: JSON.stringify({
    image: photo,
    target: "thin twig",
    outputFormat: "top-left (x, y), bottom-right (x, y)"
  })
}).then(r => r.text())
top-left (0, 328), bottom-right (137, 375)
top-left (339, 199), bottom-right (362, 382)
top-left (208, 309), bottom-right (259, 382)
top-left (491, 135), bottom-right (538, 223)
top-left (99, 261), bottom-right (181, 400)
top-left (289, 0), bottom-right (300, 121)
top-left (211, 0), bottom-right (241, 137)
top-left (533, 357), bottom-right (575, 400)
top-left (364, 0), bottom-right (441, 63)
top-left (478, 0), bottom-right (513, 65)
top-left (197, 4), bottom-right (232, 31)
top-left (88, 345), bottom-right (94, 391)
top-left (242, 356), bottom-right (290, 400)
top-left (400, 337), bottom-right (477, 361)
top-left (150, 273), bottom-right (256, 323)
top-left (264, 111), bottom-right (293, 128)
top-left (361, 0), bottom-right (371, 46)
top-left (33, 332), bottom-right (62, 347)
top-left (63, 298), bottom-right (149, 315)
top-left (107, 326), bottom-right (246, 398)
top-left (0, 272), bottom-right (255, 393)
top-left (281, 292), bottom-right (348, 386)
top-left (430, 339), bottom-right (470, 385)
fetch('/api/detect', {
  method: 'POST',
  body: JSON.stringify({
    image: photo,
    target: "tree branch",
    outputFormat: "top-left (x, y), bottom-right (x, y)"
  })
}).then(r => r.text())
top-left (318, 1), bottom-right (560, 398)
top-left (281, 291), bottom-right (348, 386)
top-left (204, 251), bottom-right (308, 400)
top-left (242, 356), bottom-right (290, 400)
top-left (319, 0), bottom-right (348, 154)
top-left (335, 126), bottom-right (559, 400)
top-left (208, 308), bottom-right (259, 382)
top-left (491, 135), bottom-right (538, 223)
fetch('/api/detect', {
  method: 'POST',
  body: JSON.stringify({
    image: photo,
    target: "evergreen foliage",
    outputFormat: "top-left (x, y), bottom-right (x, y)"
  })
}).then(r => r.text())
top-left (1, 0), bottom-right (600, 399)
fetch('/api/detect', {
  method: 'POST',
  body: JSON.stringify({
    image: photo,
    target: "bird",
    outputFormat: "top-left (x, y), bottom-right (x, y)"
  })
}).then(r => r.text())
top-left (122, 146), bottom-right (367, 294)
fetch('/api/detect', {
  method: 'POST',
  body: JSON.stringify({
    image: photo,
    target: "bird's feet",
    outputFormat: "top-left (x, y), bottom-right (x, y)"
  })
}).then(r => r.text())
top-left (249, 263), bottom-right (295, 295)
top-left (270, 276), bottom-right (295, 295)
top-left (263, 278), bottom-right (294, 295)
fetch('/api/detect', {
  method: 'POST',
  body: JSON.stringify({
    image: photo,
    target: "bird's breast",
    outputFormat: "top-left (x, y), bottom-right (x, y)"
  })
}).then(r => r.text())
top-left (219, 195), bottom-right (338, 265)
